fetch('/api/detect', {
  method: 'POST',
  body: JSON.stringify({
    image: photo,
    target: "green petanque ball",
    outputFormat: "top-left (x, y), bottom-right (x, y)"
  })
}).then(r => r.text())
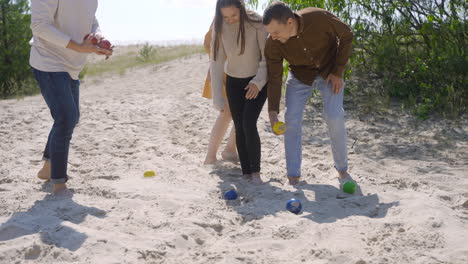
top-left (343, 181), bottom-right (356, 194)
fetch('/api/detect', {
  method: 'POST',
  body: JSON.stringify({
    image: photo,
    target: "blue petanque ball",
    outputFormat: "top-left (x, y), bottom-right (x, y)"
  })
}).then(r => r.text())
top-left (286, 198), bottom-right (302, 214)
top-left (224, 189), bottom-right (238, 200)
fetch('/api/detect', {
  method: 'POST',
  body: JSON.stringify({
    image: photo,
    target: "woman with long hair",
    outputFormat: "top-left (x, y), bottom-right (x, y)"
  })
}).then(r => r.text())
top-left (210, 0), bottom-right (268, 184)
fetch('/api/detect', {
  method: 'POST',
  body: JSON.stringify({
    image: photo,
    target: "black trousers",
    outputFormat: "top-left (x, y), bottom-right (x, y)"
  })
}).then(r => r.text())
top-left (226, 75), bottom-right (267, 175)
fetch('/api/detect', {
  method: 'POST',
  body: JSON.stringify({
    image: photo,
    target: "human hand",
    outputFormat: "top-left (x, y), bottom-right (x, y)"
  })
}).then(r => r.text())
top-left (269, 111), bottom-right (281, 135)
top-left (326, 74), bottom-right (344, 94)
top-left (82, 33), bottom-right (113, 58)
top-left (245, 83), bottom-right (259, 100)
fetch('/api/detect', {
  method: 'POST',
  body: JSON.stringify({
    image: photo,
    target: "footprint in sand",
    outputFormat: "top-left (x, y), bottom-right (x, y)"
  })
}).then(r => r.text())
top-left (0, 178), bottom-right (13, 185)
top-left (272, 226), bottom-right (300, 240)
top-left (96, 175), bottom-right (121, 181)
top-left (307, 248), bottom-right (332, 259)
top-left (79, 169), bottom-right (93, 174)
top-left (137, 249), bottom-right (167, 261)
top-left (24, 245), bottom-right (42, 260)
top-left (315, 163), bottom-right (328, 171)
top-left (193, 222), bottom-right (224, 235)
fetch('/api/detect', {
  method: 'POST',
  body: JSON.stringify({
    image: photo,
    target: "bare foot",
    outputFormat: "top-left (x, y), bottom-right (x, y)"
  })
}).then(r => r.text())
top-left (337, 170), bottom-right (358, 190)
top-left (37, 161), bottom-right (51, 181)
top-left (288, 176), bottom-right (300, 186)
top-left (251, 173), bottom-right (263, 185)
top-left (221, 150), bottom-right (239, 163)
top-left (243, 174), bottom-right (252, 180)
top-left (203, 156), bottom-right (217, 165)
top-left (338, 170), bottom-right (349, 179)
top-left (53, 183), bottom-right (73, 197)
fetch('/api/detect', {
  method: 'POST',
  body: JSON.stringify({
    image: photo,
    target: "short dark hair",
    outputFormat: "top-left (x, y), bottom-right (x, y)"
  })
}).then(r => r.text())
top-left (262, 1), bottom-right (294, 25)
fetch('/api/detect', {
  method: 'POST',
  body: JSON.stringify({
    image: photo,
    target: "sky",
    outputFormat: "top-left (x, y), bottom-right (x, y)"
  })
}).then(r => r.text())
top-left (95, 0), bottom-right (268, 45)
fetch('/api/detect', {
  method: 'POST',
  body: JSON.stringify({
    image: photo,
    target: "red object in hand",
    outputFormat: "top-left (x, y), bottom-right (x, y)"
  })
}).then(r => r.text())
top-left (83, 34), bottom-right (99, 45)
top-left (98, 39), bottom-right (112, 50)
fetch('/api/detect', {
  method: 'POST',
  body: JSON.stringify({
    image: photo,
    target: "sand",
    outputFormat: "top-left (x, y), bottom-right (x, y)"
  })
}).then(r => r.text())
top-left (0, 54), bottom-right (467, 264)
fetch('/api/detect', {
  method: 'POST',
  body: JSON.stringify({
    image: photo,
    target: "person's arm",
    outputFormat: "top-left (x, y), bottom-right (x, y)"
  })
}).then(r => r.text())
top-left (89, 16), bottom-right (114, 58)
top-left (91, 16), bottom-right (101, 35)
top-left (209, 30), bottom-right (227, 111)
top-left (326, 12), bottom-right (353, 78)
top-left (265, 38), bottom-right (284, 113)
top-left (30, 0), bottom-right (71, 48)
top-left (265, 38), bottom-right (284, 134)
top-left (204, 23), bottom-right (213, 55)
top-left (30, 0), bottom-right (110, 55)
top-left (247, 26), bottom-right (268, 94)
top-left (65, 40), bottom-right (110, 55)
top-left (323, 12), bottom-right (353, 94)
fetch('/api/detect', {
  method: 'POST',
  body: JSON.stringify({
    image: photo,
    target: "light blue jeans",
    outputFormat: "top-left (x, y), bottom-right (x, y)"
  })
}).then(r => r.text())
top-left (284, 73), bottom-right (348, 177)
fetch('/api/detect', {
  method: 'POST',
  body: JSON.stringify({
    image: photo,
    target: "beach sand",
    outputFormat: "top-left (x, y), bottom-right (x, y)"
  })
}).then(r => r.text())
top-left (0, 54), bottom-right (467, 264)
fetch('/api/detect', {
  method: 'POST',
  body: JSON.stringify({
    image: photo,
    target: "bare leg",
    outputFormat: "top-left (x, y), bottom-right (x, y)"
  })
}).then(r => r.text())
top-left (204, 102), bottom-right (233, 165)
top-left (224, 126), bottom-right (237, 153)
top-left (37, 160), bottom-right (51, 181)
top-left (338, 169), bottom-right (349, 179)
top-left (251, 172), bottom-right (263, 185)
top-left (287, 176), bottom-right (300, 186)
top-left (53, 183), bottom-right (72, 197)
top-left (221, 126), bottom-right (238, 163)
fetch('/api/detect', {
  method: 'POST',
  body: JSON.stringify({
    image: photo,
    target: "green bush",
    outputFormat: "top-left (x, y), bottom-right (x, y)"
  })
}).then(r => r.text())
top-left (137, 42), bottom-right (156, 62)
top-left (0, 0), bottom-right (35, 99)
top-left (249, 0), bottom-right (467, 118)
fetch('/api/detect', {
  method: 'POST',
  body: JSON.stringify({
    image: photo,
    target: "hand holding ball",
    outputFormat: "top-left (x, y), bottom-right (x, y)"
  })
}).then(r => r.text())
top-left (83, 34), bottom-right (101, 45)
top-left (273, 122), bottom-right (286, 135)
top-left (83, 33), bottom-right (113, 58)
top-left (98, 40), bottom-right (112, 50)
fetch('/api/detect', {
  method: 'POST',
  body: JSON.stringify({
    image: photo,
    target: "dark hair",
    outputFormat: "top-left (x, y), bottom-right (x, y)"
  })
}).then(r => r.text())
top-left (262, 1), bottom-right (294, 25)
top-left (213, 0), bottom-right (261, 61)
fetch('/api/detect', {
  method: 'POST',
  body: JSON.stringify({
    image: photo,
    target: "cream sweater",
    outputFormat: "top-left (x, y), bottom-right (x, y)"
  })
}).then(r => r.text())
top-left (210, 17), bottom-right (268, 110)
top-left (29, 0), bottom-right (100, 80)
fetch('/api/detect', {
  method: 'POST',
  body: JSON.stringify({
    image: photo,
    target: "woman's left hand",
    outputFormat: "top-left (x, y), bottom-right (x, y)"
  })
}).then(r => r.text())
top-left (245, 83), bottom-right (259, 100)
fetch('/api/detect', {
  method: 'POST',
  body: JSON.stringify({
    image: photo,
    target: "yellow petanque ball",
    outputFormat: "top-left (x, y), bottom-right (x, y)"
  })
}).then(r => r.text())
top-left (273, 122), bottom-right (287, 135)
top-left (144, 170), bottom-right (156, 177)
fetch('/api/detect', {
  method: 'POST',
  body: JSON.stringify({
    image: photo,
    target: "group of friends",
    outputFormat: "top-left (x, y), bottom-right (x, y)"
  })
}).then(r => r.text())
top-left (30, 0), bottom-right (356, 196)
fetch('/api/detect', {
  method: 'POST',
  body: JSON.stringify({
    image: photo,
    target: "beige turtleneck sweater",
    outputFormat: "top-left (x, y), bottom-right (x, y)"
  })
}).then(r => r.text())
top-left (210, 17), bottom-right (268, 110)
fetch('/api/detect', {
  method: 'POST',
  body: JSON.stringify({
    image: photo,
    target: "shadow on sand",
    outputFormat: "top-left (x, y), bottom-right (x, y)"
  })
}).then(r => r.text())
top-left (211, 164), bottom-right (398, 224)
top-left (0, 183), bottom-right (106, 252)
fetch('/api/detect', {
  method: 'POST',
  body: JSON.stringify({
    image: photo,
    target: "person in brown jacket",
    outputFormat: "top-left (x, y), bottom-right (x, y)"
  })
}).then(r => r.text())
top-left (263, 2), bottom-right (356, 191)
top-left (202, 25), bottom-right (238, 165)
